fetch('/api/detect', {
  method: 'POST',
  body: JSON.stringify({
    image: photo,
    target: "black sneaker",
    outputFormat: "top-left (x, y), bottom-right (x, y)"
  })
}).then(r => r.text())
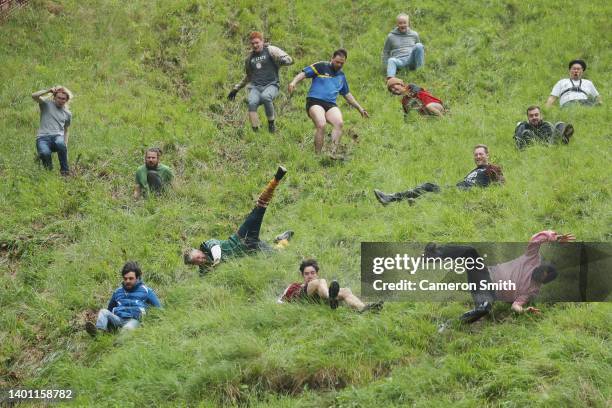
top-left (328, 280), bottom-right (340, 310)
top-left (268, 121), bottom-right (276, 133)
top-left (360, 300), bottom-right (384, 313)
top-left (274, 166), bottom-right (287, 181)
top-left (561, 124), bottom-right (574, 144)
top-left (85, 321), bottom-right (98, 338)
top-left (459, 302), bottom-right (492, 324)
top-left (274, 230), bottom-right (294, 243)
top-left (374, 189), bottom-right (392, 205)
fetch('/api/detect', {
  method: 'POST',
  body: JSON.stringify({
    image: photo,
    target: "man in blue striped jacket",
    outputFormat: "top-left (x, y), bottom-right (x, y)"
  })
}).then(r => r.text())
top-left (85, 261), bottom-right (161, 337)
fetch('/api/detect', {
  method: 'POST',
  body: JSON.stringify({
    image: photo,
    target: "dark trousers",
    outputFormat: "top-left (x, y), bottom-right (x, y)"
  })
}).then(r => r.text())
top-left (237, 206), bottom-right (270, 250)
top-left (429, 245), bottom-right (495, 305)
top-left (396, 182), bottom-right (440, 200)
top-left (146, 170), bottom-right (164, 194)
top-left (36, 135), bottom-right (69, 173)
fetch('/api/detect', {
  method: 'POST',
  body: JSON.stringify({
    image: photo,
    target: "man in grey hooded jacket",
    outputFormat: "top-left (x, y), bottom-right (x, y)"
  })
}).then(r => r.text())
top-left (382, 13), bottom-right (424, 78)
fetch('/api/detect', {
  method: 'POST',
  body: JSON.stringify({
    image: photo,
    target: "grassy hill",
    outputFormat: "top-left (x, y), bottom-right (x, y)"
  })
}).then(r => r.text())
top-left (1, 0), bottom-right (610, 406)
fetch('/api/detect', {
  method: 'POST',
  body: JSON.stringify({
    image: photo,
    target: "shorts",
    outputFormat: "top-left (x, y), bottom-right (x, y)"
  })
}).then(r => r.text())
top-left (306, 97), bottom-right (337, 113)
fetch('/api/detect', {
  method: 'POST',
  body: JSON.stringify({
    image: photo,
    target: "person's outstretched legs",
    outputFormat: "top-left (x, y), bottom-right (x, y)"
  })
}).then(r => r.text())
top-left (237, 166), bottom-right (287, 247)
top-left (424, 243), bottom-right (494, 323)
top-left (374, 182), bottom-right (439, 205)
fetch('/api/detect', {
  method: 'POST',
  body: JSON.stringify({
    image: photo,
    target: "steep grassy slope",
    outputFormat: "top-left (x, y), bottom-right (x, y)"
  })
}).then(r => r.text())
top-left (0, 0), bottom-right (610, 406)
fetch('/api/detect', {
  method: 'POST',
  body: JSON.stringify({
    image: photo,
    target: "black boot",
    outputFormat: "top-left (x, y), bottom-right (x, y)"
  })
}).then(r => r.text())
top-left (274, 165), bottom-right (287, 181)
top-left (268, 120), bottom-right (276, 133)
top-left (374, 189), bottom-right (414, 205)
top-left (328, 280), bottom-right (340, 310)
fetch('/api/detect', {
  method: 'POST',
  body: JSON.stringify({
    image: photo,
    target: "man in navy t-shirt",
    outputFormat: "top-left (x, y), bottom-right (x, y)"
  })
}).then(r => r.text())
top-left (288, 49), bottom-right (368, 158)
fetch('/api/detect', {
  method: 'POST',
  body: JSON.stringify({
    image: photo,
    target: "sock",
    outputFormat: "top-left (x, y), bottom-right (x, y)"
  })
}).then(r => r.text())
top-left (256, 178), bottom-right (280, 208)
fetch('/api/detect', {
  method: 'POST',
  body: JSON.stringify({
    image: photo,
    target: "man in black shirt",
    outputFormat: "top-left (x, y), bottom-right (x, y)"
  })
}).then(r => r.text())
top-left (514, 105), bottom-right (574, 149)
top-left (374, 144), bottom-right (504, 205)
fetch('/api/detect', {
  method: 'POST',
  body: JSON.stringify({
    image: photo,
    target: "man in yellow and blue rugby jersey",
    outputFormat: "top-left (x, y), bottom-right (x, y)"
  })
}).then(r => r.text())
top-left (288, 49), bottom-right (368, 157)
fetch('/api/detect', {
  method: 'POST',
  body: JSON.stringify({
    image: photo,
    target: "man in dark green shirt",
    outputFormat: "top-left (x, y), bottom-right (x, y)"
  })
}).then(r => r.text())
top-left (133, 148), bottom-right (174, 198)
top-left (514, 105), bottom-right (574, 150)
top-left (183, 166), bottom-right (293, 275)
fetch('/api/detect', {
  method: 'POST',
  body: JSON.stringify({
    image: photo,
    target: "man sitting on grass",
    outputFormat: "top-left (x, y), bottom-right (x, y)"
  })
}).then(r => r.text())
top-left (85, 261), bottom-right (161, 337)
top-left (278, 259), bottom-right (383, 312)
top-left (424, 230), bottom-right (575, 323)
top-left (133, 147), bottom-right (174, 198)
top-left (514, 105), bottom-right (574, 149)
top-left (183, 166), bottom-right (293, 275)
top-left (374, 144), bottom-right (504, 205)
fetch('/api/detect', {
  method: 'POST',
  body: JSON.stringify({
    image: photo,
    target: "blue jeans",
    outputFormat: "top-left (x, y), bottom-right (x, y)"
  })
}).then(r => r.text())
top-left (95, 309), bottom-right (140, 331)
top-left (36, 134), bottom-right (69, 173)
top-left (386, 43), bottom-right (425, 77)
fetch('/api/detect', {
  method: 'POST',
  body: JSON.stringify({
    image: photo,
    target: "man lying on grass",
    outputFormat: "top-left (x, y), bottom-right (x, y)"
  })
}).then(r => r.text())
top-left (514, 105), bottom-right (574, 149)
top-left (278, 259), bottom-right (384, 312)
top-left (183, 166), bottom-right (293, 276)
top-left (374, 144), bottom-right (504, 205)
top-left (85, 261), bottom-right (161, 337)
top-left (424, 230), bottom-right (575, 324)
top-left (387, 77), bottom-right (446, 117)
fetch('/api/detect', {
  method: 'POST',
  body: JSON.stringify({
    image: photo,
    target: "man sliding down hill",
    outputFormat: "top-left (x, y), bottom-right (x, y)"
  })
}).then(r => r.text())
top-left (183, 166), bottom-right (293, 275)
top-left (85, 261), bottom-right (161, 337)
top-left (278, 259), bottom-right (384, 313)
top-left (424, 231), bottom-right (575, 323)
top-left (288, 48), bottom-right (368, 158)
top-left (227, 31), bottom-right (294, 133)
top-left (374, 144), bottom-right (504, 205)
top-left (387, 78), bottom-right (446, 117)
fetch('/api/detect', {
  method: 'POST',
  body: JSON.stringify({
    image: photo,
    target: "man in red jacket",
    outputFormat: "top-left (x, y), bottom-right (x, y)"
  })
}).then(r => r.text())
top-left (387, 77), bottom-right (445, 117)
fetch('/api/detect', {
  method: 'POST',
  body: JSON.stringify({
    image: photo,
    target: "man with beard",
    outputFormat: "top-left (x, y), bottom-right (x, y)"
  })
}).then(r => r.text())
top-left (288, 48), bottom-right (369, 158)
top-left (85, 261), bottom-right (161, 336)
top-left (374, 144), bottom-right (504, 205)
top-left (227, 31), bottom-right (293, 133)
top-left (546, 59), bottom-right (601, 108)
top-left (133, 148), bottom-right (174, 198)
top-left (514, 105), bottom-right (574, 149)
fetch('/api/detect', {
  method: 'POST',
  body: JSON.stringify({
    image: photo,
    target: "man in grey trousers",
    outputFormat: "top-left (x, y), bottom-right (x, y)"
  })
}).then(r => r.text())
top-left (228, 31), bottom-right (293, 133)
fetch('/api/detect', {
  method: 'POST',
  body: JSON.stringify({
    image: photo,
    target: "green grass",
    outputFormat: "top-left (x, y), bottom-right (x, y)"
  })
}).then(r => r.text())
top-left (0, 0), bottom-right (610, 406)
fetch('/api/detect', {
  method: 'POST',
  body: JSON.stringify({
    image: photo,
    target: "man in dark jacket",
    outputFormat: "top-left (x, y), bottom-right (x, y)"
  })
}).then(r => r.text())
top-left (374, 144), bottom-right (504, 205)
top-left (183, 166), bottom-right (293, 276)
top-left (227, 31), bottom-right (293, 133)
top-left (514, 105), bottom-right (574, 149)
top-left (85, 261), bottom-right (161, 336)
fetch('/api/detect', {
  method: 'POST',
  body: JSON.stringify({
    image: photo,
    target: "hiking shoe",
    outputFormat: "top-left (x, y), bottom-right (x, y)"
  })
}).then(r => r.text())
top-left (459, 302), bottom-right (492, 324)
top-left (360, 300), bottom-right (384, 313)
top-left (85, 321), bottom-right (98, 338)
top-left (328, 280), bottom-right (340, 310)
top-left (268, 121), bottom-right (276, 133)
top-left (561, 123), bottom-right (574, 144)
top-left (274, 230), bottom-right (294, 243)
top-left (374, 189), bottom-right (393, 205)
top-left (274, 166), bottom-right (287, 181)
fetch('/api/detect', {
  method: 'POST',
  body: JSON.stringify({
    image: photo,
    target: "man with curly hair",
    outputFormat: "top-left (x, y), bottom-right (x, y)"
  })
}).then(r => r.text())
top-left (373, 144), bottom-right (504, 205)
top-left (31, 86), bottom-right (73, 175)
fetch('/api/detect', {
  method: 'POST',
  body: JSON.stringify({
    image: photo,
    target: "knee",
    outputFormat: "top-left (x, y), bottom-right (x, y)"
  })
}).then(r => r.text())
top-left (333, 121), bottom-right (343, 130)
top-left (55, 142), bottom-right (67, 152)
top-left (338, 288), bottom-right (351, 299)
top-left (414, 43), bottom-right (424, 52)
top-left (261, 94), bottom-right (274, 103)
top-left (98, 309), bottom-right (110, 318)
top-left (315, 121), bottom-right (326, 131)
top-left (247, 101), bottom-right (260, 111)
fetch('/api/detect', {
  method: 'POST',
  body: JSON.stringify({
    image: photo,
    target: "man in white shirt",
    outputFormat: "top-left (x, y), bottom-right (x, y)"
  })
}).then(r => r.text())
top-left (546, 59), bottom-right (601, 108)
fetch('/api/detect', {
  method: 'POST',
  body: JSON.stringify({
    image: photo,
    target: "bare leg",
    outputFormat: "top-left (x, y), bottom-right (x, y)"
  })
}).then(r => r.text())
top-left (306, 278), bottom-right (330, 298)
top-left (248, 111), bottom-right (261, 128)
top-left (425, 102), bottom-right (444, 117)
top-left (308, 105), bottom-right (327, 154)
top-left (338, 288), bottom-right (365, 311)
top-left (325, 107), bottom-right (344, 155)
